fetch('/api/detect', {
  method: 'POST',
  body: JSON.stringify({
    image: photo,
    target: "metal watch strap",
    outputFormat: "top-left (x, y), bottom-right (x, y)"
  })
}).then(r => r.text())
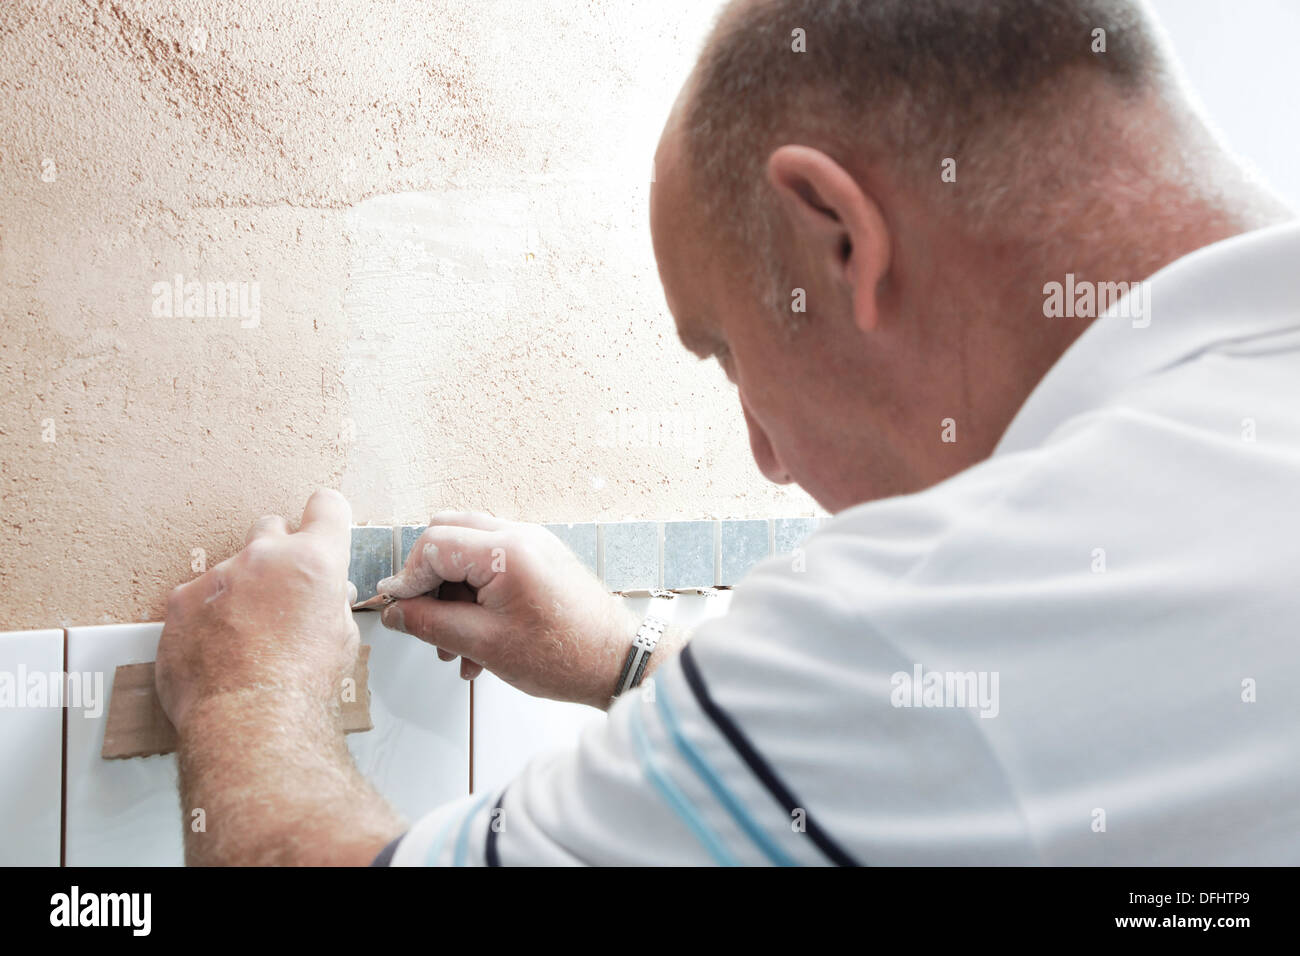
top-left (614, 615), bottom-right (668, 699)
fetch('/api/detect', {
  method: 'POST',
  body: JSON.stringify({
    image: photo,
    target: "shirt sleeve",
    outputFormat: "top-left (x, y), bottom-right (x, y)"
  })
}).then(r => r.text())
top-left (377, 469), bottom-right (1056, 867)
top-left (379, 619), bottom-right (835, 866)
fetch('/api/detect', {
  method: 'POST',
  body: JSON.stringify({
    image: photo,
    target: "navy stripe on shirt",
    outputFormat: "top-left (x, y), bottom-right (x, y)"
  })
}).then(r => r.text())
top-left (370, 833), bottom-right (404, 867)
top-left (679, 644), bottom-right (861, 867)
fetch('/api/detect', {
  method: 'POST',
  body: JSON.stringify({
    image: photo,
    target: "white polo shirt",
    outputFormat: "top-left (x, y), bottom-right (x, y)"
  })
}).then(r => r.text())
top-left (384, 220), bottom-right (1300, 865)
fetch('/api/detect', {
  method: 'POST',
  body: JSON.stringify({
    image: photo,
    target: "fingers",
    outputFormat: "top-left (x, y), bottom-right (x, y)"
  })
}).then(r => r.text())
top-left (372, 512), bottom-right (507, 597)
top-left (378, 525), bottom-right (505, 598)
top-left (376, 540), bottom-right (443, 598)
top-left (438, 645), bottom-right (482, 682)
top-left (347, 581), bottom-right (358, 606)
top-left (428, 510), bottom-right (508, 533)
top-left (438, 581), bottom-right (477, 603)
top-left (295, 489), bottom-right (353, 568)
top-left (245, 514), bottom-right (290, 546)
top-left (440, 647), bottom-right (483, 680)
top-left (168, 564), bottom-right (225, 609)
top-left (419, 526), bottom-right (506, 590)
top-left (460, 659), bottom-right (483, 680)
top-left (424, 589), bottom-right (482, 676)
top-left (382, 594), bottom-right (492, 662)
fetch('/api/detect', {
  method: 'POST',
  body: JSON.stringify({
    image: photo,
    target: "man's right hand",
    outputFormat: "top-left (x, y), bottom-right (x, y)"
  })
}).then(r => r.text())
top-left (376, 512), bottom-right (644, 710)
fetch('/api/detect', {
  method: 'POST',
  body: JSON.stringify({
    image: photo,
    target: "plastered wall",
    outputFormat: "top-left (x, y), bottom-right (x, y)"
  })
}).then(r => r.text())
top-left (0, 0), bottom-right (815, 631)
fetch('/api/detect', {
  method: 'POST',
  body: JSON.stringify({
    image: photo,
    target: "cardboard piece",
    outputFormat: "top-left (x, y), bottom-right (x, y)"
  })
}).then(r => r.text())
top-left (101, 645), bottom-right (374, 759)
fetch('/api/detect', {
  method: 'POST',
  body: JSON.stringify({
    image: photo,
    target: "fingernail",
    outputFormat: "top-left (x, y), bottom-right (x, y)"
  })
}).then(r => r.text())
top-left (381, 601), bottom-right (404, 631)
top-left (376, 574), bottom-right (397, 593)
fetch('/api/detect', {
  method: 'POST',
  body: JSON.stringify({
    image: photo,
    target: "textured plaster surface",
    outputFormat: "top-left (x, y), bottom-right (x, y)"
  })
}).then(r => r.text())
top-left (0, 0), bottom-right (814, 630)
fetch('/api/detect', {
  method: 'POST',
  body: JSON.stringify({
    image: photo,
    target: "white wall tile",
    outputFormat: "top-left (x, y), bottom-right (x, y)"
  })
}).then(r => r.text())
top-left (58, 592), bottom-right (732, 861)
top-left (66, 616), bottom-right (471, 865)
top-left (472, 593), bottom-right (732, 795)
top-left (65, 623), bottom-right (181, 866)
top-left (347, 613), bottom-right (471, 821)
top-left (0, 628), bottom-right (65, 866)
top-left (472, 673), bottom-right (605, 796)
top-left (665, 589), bottom-right (734, 630)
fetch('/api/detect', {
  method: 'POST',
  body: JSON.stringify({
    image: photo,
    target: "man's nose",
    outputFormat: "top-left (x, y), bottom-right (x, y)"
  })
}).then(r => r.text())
top-left (741, 400), bottom-right (793, 485)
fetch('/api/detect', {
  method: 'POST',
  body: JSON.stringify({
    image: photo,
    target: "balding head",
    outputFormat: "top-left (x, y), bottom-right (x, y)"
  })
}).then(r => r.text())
top-left (681, 0), bottom-right (1199, 305)
top-left (650, 0), bottom-right (1291, 510)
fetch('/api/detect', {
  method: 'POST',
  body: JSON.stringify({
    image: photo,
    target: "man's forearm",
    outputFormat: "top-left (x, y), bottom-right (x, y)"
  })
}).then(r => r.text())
top-left (176, 689), bottom-right (405, 866)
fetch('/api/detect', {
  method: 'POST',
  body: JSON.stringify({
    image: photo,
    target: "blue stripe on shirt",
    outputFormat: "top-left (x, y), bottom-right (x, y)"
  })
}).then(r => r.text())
top-left (628, 695), bottom-right (739, 865)
top-left (656, 679), bottom-right (798, 866)
top-left (453, 793), bottom-right (495, 866)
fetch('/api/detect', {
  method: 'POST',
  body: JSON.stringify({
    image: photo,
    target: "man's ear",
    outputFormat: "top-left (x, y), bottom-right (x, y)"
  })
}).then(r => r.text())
top-left (766, 145), bottom-right (891, 333)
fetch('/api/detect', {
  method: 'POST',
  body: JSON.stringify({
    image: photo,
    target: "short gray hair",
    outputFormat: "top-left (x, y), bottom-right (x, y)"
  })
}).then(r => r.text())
top-left (683, 0), bottom-right (1175, 319)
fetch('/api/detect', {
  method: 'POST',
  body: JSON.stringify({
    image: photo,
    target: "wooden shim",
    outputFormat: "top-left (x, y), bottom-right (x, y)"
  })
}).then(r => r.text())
top-left (101, 645), bottom-right (374, 759)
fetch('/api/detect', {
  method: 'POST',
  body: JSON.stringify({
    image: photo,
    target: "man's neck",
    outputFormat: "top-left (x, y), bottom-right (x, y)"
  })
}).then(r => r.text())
top-left (920, 168), bottom-right (1294, 488)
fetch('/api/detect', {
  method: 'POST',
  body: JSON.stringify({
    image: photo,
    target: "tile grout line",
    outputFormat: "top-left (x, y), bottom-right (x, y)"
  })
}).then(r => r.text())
top-left (713, 520), bottom-right (722, 587)
top-left (390, 525), bottom-right (401, 583)
top-left (656, 522), bottom-right (664, 589)
top-left (468, 679), bottom-right (475, 795)
top-left (596, 524), bottom-right (606, 588)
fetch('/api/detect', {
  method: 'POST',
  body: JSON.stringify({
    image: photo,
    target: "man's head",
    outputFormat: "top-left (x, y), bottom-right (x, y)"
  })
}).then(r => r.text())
top-left (651, 0), bottom-right (1287, 512)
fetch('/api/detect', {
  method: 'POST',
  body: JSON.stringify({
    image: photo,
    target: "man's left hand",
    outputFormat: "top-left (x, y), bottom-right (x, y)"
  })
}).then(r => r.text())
top-left (155, 488), bottom-right (359, 736)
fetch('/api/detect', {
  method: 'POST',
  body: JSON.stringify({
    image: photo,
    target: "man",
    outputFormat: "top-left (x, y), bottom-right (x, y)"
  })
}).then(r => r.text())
top-left (157, 0), bottom-right (1300, 865)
